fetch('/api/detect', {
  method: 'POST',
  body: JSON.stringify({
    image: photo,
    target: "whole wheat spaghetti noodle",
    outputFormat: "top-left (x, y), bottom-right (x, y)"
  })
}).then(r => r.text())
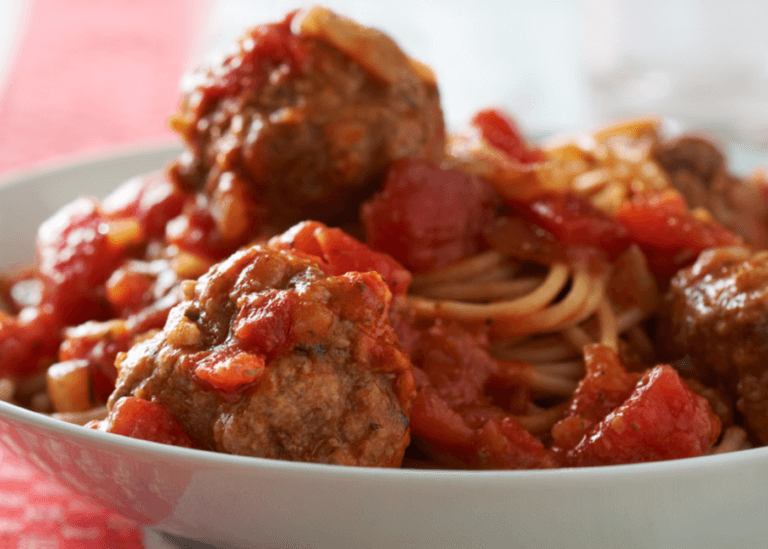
top-left (709, 426), bottom-right (749, 455)
top-left (410, 251), bottom-right (507, 288)
top-left (408, 262), bottom-right (570, 322)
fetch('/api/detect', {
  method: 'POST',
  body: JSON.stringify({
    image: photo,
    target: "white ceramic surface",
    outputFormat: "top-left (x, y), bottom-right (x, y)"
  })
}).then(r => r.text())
top-left (1, 147), bottom-right (768, 549)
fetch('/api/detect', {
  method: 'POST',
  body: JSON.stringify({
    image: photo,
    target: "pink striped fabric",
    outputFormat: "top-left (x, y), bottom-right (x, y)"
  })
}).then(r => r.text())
top-left (0, 0), bottom-right (209, 175)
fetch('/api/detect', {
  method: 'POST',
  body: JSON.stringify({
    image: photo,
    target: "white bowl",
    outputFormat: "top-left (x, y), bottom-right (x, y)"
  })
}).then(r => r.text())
top-left (1, 146), bottom-right (768, 549)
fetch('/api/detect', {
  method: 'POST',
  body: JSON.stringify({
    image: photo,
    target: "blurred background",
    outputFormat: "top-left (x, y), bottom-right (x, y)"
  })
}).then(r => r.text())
top-left (0, 0), bottom-right (767, 176)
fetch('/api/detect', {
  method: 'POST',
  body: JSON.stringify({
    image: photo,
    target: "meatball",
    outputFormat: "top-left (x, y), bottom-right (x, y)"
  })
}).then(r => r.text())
top-left (661, 246), bottom-right (768, 442)
top-left (655, 136), bottom-right (768, 248)
top-left (168, 7), bottom-right (445, 237)
top-left (109, 245), bottom-right (415, 466)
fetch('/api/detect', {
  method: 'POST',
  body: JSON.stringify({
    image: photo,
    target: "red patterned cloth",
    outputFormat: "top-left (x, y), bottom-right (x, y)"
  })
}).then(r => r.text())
top-left (0, 0), bottom-right (209, 174)
top-left (0, 450), bottom-right (143, 548)
top-left (0, 0), bottom-right (210, 546)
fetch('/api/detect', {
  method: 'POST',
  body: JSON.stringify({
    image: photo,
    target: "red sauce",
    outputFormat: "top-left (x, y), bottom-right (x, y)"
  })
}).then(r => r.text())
top-left (471, 109), bottom-right (547, 165)
top-left (407, 322), bottom-right (554, 469)
top-left (94, 396), bottom-right (197, 448)
top-left (551, 344), bottom-right (641, 451)
top-left (190, 12), bottom-right (309, 118)
top-left (270, 220), bottom-right (412, 296)
top-left (36, 197), bottom-right (128, 325)
top-left (58, 321), bottom-right (132, 402)
top-left (616, 191), bottom-right (742, 283)
top-left (563, 364), bottom-right (721, 466)
top-left (361, 159), bottom-right (500, 273)
top-left (510, 193), bottom-right (632, 261)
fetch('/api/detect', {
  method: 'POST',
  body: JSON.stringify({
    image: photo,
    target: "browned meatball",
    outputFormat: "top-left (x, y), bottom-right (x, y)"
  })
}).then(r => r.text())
top-left (168, 7), bottom-right (445, 238)
top-left (661, 246), bottom-right (768, 442)
top-left (109, 245), bottom-right (416, 466)
top-left (655, 136), bottom-right (768, 248)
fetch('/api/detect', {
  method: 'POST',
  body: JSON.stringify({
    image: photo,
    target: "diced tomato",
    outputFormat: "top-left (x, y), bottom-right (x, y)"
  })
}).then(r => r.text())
top-left (410, 382), bottom-right (476, 449)
top-left (315, 226), bottom-right (412, 295)
top-left (361, 158), bottom-right (500, 273)
top-left (102, 173), bottom-right (188, 240)
top-left (95, 396), bottom-right (197, 448)
top-left (410, 377), bottom-right (553, 469)
top-left (272, 221), bottom-right (326, 259)
top-left (551, 344), bottom-right (641, 451)
top-left (410, 322), bottom-right (495, 410)
top-left (59, 320), bottom-right (132, 401)
top-left (165, 204), bottom-right (231, 262)
top-left (406, 322), bottom-right (553, 469)
top-left (270, 221), bottom-right (412, 296)
top-left (0, 270), bottom-right (44, 314)
top-left (194, 348), bottom-right (267, 393)
top-left (568, 344), bottom-right (642, 423)
top-left (0, 274), bottom-right (59, 378)
top-left (36, 197), bottom-right (130, 325)
top-left (616, 191), bottom-right (742, 282)
top-left (193, 12), bottom-right (308, 117)
top-left (234, 290), bottom-right (295, 358)
top-left (483, 215), bottom-right (567, 265)
top-left (511, 193), bottom-right (632, 260)
top-left (474, 416), bottom-right (555, 469)
top-left (105, 261), bottom-right (160, 316)
top-left (564, 365), bottom-right (721, 467)
top-left (471, 109), bottom-right (547, 165)
top-left (0, 306), bottom-right (60, 379)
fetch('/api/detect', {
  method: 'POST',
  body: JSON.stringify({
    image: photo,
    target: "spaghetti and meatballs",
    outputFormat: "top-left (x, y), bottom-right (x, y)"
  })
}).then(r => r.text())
top-left (1, 7), bottom-right (768, 470)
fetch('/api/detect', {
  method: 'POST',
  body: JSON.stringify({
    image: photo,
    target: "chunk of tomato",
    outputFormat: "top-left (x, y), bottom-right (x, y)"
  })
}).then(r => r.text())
top-left (361, 158), bottom-right (499, 273)
top-left (36, 197), bottom-right (129, 325)
top-left (270, 221), bottom-right (412, 296)
top-left (234, 290), bottom-right (295, 358)
top-left (102, 173), bottom-right (188, 240)
top-left (95, 396), bottom-right (197, 448)
top-left (407, 322), bottom-right (553, 469)
top-left (471, 109), bottom-right (547, 165)
top-left (511, 193), bottom-right (631, 260)
top-left (564, 365), bottom-right (721, 466)
top-left (616, 191), bottom-right (742, 282)
top-left (192, 11), bottom-right (308, 117)
top-left (551, 344), bottom-right (641, 451)
top-left (0, 307), bottom-right (60, 378)
top-left (194, 349), bottom-right (267, 394)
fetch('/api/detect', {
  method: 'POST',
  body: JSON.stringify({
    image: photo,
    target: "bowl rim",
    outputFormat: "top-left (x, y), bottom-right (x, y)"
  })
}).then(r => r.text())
top-left (0, 139), bottom-right (181, 188)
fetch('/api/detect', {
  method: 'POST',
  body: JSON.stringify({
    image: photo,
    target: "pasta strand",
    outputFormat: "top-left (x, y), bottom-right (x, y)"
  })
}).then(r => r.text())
top-left (411, 251), bottom-right (506, 287)
top-left (407, 263), bottom-right (570, 322)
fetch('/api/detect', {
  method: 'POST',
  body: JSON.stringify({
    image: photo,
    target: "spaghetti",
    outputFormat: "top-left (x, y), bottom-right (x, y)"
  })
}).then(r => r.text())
top-left (383, 111), bottom-right (730, 469)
